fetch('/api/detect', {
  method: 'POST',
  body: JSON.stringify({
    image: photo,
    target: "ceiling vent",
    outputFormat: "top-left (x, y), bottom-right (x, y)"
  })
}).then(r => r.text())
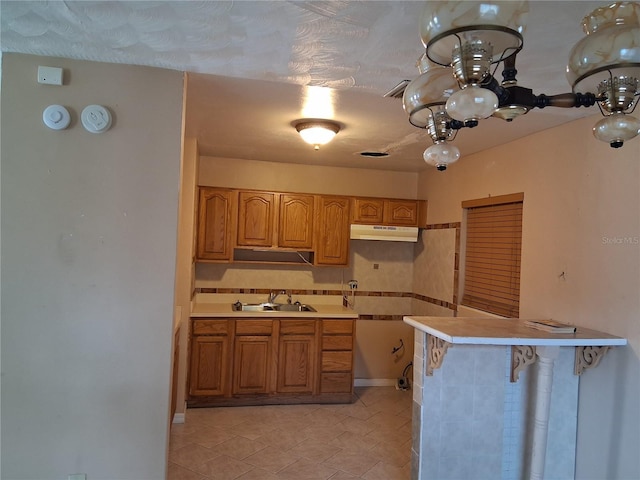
top-left (383, 80), bottom-right (410, 99)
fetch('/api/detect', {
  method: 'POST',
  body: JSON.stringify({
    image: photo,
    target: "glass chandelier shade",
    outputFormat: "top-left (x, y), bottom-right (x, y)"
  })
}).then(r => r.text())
top-left (419, 1), bottom-right (529, 66)
top-left (566, 2), bottom-right (640, 93)
top-left (402, 61), bottom-right (458, 128)
top-left (566, 2), bottom-right (640, 147)
top-left (445, 85), bottom-right (499, 123)
top-left (592, 111), bottom-right (640, 147)
top-left (423, 141), bottom-right (461, 171)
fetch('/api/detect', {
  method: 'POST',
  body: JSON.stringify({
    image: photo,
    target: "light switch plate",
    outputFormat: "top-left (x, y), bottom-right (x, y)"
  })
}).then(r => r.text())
top-left (38, 66), bottom-right (63, 85)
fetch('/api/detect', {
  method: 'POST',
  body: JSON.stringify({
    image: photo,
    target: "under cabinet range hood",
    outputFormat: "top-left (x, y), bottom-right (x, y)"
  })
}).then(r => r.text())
top-left (350, 224), bottom-right (419, 242)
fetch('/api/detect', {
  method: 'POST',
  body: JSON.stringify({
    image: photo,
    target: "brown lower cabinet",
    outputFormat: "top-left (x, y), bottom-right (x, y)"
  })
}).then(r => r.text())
top-left (188, 317), bottom-right (355, 407)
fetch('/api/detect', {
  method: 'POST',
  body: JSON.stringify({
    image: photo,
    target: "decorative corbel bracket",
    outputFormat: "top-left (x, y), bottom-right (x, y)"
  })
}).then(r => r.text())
top-left (511, 345), bottom-right (537, 382)
top-left (426, 334), bottom-right (451, 376)
top-left (574, 346), bottom-right (610, 375)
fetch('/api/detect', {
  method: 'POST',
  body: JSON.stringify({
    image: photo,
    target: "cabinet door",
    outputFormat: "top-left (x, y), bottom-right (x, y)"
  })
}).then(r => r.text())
top-left (189, 335), bottom-right (230, 396)
top-left (233, 336), bottom-right (272, 395)
top-left (196, 188), bottom-right (235, 261)
top-left (277, 334), bottom-right (316, 394)
top-left (315, 196), bottom-right (350, 266)
top-left (352, 198), bottom-right (384, 224)
top-left (384, 199), bottom-right (418, 226)
top-left (278, 194), bottom-right (314, 249)
top-left (237, 191), bottom-right (275, 247)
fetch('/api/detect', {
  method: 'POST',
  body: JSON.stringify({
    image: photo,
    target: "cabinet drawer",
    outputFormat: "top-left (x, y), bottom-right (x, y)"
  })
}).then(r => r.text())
top-left (322, 320), bottom-right (353, 335)
top-left (320, 373), bottom-right (352, 393)
top-left (235, 320), bottom-right (273, 335)
top-left (322, 351), bottom-right (353, 372)
top-left (193, 319), bottom-right (229, 335)
top-left (322, 335), bottom-right (352, 351)
top-left (280, 320), bottom-right (316, 335)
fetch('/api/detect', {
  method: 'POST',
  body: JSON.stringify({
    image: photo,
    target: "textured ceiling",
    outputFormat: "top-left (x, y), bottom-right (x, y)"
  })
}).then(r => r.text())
top-left (0, 1), bottom-right (606, 172)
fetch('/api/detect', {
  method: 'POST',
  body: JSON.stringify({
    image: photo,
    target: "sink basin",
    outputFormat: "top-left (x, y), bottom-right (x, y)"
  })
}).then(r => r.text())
top-left (232, 301), bottom-right (316, 312)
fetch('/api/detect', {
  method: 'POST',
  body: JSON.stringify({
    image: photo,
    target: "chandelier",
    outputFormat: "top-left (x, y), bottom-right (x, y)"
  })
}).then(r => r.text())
top-left (404, 1), bottom-right (640, 171)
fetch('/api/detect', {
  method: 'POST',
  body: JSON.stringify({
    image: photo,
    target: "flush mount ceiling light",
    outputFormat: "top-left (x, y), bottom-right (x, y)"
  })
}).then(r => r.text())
top-left (410, 1), bottom-right (640, 153)
top-left (294, 119), bottom-right (341, 150)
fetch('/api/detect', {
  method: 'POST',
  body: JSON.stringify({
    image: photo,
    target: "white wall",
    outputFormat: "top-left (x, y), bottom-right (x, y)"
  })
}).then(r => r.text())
top-left (1, 54), bottom-right (183, 479)
top-left (418, 114), bottom-right (640, 480)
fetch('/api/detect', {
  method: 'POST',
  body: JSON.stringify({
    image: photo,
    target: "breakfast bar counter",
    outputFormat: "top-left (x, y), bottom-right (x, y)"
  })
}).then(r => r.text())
top-left (403, 316), bottom-right (627, 480)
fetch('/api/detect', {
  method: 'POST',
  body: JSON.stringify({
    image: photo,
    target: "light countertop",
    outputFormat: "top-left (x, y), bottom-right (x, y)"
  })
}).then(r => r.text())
top-left (403, 316), bottom-right (627, 347)
top-left (192, 302), bottom-right (358, 319)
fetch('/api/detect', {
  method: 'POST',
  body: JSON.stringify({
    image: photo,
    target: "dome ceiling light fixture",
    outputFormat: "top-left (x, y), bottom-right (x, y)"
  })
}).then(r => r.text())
top-left (294, 119), bottom-right (341, 150)
top-left (409, 0), bottom-right (640, 154)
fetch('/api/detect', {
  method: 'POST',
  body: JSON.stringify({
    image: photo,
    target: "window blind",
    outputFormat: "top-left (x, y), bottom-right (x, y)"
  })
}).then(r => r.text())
top-left (462, 193), bottom-right (523, 317)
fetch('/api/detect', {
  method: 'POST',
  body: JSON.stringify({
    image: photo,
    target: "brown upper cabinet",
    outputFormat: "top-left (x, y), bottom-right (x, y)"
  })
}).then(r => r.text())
top-left (237, 191), bottom-right (315, 250)
top-left (315, 196), bottom-right (350, 266)
top-left (196, 187), bottom-right (236, 261)
top-left (352, 197), bottom-right (426, 227)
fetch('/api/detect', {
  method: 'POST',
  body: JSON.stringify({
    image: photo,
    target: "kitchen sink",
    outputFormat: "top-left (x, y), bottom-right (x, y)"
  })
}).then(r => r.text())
top-left (232, 301), bottom-right (316, 312)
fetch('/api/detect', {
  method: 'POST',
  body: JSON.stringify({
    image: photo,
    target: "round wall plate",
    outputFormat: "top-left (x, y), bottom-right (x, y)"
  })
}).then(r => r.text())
top-left (42, 105), bottom-right (71, 130)
top-left (81, 105), bottom-right (112, 133)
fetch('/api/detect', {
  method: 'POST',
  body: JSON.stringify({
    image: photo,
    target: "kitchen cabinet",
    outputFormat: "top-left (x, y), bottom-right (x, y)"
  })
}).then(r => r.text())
top-left (196, 188), bottom-right (236, 261)
top-left (232, 320), bottom-right (273, 395)
top-left (276, 320), bottom-right (317, 394)
top-left (188, 317), bottom-right (355, 406)
top-left (352, 197), bottom-right (425, 227)
top-left (189, 320), bottom-right (231, 396)
top-left (321, 319), bottom-right (355, 394)
top-left (278, 193), bottom-right (315, 249)
top-left (237, 191), bottom-right (276, 247)
top-left (236, 191), bottom-right (314, 249)
top-left (315, 196), bottom-right (350, 266)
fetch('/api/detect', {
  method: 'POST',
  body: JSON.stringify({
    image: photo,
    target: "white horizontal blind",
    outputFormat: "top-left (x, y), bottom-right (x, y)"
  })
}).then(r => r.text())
top-left (462, 193), bottom-right (523, 317)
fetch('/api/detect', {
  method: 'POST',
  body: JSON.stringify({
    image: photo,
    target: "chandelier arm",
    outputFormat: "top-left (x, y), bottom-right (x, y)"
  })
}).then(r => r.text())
top-left (534, 93), bottom-right (598, 109)
top-left (481, 75), bottom-right (509, 104)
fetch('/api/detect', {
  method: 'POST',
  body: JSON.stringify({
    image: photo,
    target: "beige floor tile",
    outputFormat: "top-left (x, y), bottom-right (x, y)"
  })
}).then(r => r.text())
top-left (275, 457), bottom-right (339, 479)
top-left (322, 451), bottom-right (381, 477)
top-left (235, 467), bottom-right (281, 480)
top-left (230, 419), bottom-right (278, 440)
top-left (288, 439), bottom-right (342, 463)
top-left (361, 460), bottom-right (411, 480)
top-left (213, 435), bottom-right (268, 460)
top-left (182, 425), bottom-right (235, 449)
top-left (254, 426), bottom-right (309, 450)
top-left (169, 444), bottom-right (219, 470)
top-left (328, 431), bottom-right (380, 454)
top-left (194, 454), bottom-right (254, 480)
top-left (300, 423), bottom-right (347, 443)
top-left (367, 440), bottom-right (411, 467)
top-left (244, 445), bottom-right (301, 473)
top-left (327, 471), bottom-right (359, 479)
top-left (167, 462), bottom-right (208, 480)
top-left (170, 387), bottom-right (413, 479)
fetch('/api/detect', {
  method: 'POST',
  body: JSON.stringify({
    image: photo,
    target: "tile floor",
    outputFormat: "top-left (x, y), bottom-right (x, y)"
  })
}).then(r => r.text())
top-left (168, 386), bottom-right (413, 480)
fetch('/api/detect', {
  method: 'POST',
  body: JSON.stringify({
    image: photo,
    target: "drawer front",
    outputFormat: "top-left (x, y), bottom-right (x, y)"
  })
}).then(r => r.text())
top-left (193, 319), bottom-right (229, 335)
top-left (235, 320), bottom-right (273, 335)
top-left (322, 320), bottom-right (353, 335)
top-left (322, 335), bottom-right (352, 351)
top-left (320, 372), bottom-right (352, 393)
top-left (322, 351), bottom-right (353, 372)
top-left (280, 319), bottom-right (316, 335)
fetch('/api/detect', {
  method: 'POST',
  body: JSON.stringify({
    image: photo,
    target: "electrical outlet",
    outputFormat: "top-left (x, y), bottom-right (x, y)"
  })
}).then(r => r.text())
top-left (348, 280), bottom-right (358, 289)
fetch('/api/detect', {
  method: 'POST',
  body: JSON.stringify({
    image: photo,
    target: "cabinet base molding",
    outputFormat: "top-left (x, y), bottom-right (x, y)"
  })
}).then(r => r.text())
top-left (187, 393), bottom-right (355, 408)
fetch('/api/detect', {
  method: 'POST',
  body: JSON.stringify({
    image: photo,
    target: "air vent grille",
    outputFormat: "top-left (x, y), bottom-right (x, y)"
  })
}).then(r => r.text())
top-left (383, 80), bottom-right (410, 99)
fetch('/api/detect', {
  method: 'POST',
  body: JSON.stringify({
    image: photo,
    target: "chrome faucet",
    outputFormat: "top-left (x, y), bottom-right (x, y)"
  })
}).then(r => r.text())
top-left (268, 289), bottom-right (291, 304)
